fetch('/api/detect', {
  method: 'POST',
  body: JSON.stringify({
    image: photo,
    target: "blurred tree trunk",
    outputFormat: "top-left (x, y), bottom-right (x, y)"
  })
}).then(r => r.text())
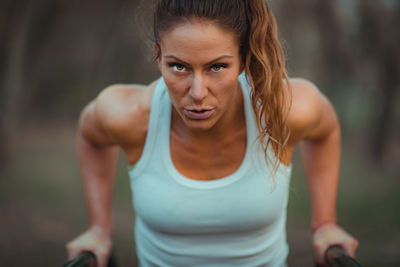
top-left (1, 0), bottom-right (36, 167)
top-left (359, 1), bottom-right (400, 164)
top-left (88, 1), bottom-right (127, 91)
top-left (274, 0), bottom-right (356, 93)
top-left (0, 119), bottom-right (7, 169)
top-left (3, 0), bottom-right (35, 130)
top-left (314, 1), bottom-right (357, 93)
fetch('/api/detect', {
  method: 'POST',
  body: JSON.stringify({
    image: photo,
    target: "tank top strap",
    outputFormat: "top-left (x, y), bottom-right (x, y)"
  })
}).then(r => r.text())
top-left (238, 72), bottom-right (259, 150)
top-left (128, 77), bottom-right (168, 178)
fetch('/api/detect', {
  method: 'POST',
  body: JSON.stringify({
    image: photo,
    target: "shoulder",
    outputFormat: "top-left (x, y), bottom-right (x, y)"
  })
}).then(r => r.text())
top-left (286, 78), bottom-right (336, 144)
top-left (85, 80), bottom-right (158, 146)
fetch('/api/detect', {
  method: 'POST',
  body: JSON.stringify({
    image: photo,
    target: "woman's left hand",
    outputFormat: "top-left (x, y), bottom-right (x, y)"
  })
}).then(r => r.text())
top-left (312, 223), bottom-right (359, 266)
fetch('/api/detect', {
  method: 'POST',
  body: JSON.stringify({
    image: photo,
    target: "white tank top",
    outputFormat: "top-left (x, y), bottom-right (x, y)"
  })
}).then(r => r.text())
top-left (128, 73), bottom-right (292, 267)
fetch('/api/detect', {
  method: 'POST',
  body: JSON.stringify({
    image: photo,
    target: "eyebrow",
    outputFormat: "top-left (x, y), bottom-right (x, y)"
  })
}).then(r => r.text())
top-left (164, 55), bottom-right (233, 65)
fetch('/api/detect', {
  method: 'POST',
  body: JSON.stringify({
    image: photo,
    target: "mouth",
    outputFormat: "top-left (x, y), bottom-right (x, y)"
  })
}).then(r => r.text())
top-left (183, 108), bottom-right (215, 120)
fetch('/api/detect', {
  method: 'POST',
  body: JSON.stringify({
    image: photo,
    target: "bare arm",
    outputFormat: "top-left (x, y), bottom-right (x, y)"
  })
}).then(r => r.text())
top-left (288, 79), bottom-right (358, 265)
top-left (78, 101), bottom-right (118, 234)
top-left (300, 93), bottom-right (340, 231)
top-left (66, 83), bottom-right (153, 267)
top-left (66, 92), bottom-right (119, 267)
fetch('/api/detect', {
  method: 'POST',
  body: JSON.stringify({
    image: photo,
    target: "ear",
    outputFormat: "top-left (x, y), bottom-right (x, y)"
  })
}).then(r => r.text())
top-left (154, 44), bottom-right (161, 66)
top-left (239, 61), bottom-right (245, 74)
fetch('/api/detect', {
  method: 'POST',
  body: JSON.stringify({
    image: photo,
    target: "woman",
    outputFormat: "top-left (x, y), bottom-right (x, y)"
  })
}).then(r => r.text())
top-left (66, 0), bottom-right (359, 266)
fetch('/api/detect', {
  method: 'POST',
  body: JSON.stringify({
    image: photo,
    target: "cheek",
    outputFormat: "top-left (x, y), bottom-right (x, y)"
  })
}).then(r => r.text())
top-left (213, 75), bottom-right (239, 102)
top-left (163, 75), bottom-right (189, 105)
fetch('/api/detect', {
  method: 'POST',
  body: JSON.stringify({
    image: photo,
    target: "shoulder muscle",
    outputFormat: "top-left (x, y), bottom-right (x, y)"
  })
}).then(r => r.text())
top-left (80, 81), bottom-right (157, 147)
top-left (287, 78), bottom-right (337, 144)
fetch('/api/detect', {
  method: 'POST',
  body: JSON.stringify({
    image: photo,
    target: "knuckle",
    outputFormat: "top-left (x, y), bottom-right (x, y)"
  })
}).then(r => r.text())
top-left (313, 240), bottom-right (324, 250)
top-left (98, 251), bottom-right (108, 258)
top-left (96, 248), bottom-right (110, 259)
top-left (65, 243), bottom-right (73, 251)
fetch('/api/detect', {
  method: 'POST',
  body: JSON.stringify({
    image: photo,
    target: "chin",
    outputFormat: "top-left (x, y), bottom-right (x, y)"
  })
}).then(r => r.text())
top-left (182, 118), bottom-right (216, 132)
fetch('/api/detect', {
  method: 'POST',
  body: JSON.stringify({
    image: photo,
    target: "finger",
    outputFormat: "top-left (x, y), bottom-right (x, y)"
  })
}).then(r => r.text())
top-left (66, 243), bottom-right (83, 261)
top-left (313, 241), bottom-right (329, 265)
top-left (95, 248), bottom-right (110, 267)
top-left (343, 238), bottom-right (359, 258)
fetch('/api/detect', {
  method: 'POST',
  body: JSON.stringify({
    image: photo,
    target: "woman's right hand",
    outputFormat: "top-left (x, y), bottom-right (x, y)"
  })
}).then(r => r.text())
top-left (66, 226), bottom-right (112, 267)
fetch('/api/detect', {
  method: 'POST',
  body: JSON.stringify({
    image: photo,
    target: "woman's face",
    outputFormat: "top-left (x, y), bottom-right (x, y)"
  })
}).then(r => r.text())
top-left (157, 19), bottom-right (243, 132)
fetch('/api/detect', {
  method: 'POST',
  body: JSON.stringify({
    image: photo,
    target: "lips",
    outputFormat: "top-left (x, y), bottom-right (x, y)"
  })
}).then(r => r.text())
top-left (183, 108), bottom-right (214, 120)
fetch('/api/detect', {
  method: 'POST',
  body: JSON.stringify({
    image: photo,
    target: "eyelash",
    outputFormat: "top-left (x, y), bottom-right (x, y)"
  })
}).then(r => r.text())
top-left (210, 63), bottom-right (228, 72)
top-left (168, 63), bottom-right (186, 72)
top-left (167, 63), bottom-right (228, 73)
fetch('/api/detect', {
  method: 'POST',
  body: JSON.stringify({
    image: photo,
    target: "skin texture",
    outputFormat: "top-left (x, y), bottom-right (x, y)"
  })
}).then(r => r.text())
top-left (66, 19), bottom-right (358, 267)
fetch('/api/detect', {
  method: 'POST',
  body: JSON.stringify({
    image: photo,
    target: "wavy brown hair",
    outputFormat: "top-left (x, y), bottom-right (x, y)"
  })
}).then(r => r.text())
top-left (153, 0), bottom-right (292, 176)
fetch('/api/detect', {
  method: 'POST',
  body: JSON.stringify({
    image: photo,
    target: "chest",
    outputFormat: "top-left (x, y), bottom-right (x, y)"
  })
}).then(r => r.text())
top-left (131, 163), bottom-right (290, 235)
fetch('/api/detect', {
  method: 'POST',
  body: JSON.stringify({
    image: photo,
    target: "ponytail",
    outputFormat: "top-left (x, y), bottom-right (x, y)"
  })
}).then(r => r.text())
top-left (243, 0), bottom-right (292, 175)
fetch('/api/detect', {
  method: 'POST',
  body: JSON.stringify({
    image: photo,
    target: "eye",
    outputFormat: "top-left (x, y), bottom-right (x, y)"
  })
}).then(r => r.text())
top-left (168, 63), bottom-right (186, 72)
top-left (210, 63), bottom-right (227, 72)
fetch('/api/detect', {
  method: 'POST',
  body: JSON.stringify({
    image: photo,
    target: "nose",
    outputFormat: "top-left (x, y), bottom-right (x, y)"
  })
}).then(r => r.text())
top-left (189, 74), bottom-right (208, 102)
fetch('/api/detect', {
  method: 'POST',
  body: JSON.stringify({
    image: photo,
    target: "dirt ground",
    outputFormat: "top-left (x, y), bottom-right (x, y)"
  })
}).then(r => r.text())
top-left (0, 125), bottom-right (399, 266)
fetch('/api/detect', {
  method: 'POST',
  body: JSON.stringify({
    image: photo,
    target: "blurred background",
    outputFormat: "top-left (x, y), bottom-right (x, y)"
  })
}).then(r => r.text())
top-left (0, 0), bottom-right (399, 266)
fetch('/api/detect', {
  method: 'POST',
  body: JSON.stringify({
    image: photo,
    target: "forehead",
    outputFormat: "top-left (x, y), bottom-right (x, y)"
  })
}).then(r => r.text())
top-left (159, 19), bottom-right (240, 62)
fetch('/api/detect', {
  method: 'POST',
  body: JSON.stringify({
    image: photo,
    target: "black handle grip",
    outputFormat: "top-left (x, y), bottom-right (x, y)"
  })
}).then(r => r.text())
top-left (63, 251), bottom-right (97, 267)
top-left (63, 251), bottom-right (118, 267)
top-left (325, 245), bottom-right (362, 267)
